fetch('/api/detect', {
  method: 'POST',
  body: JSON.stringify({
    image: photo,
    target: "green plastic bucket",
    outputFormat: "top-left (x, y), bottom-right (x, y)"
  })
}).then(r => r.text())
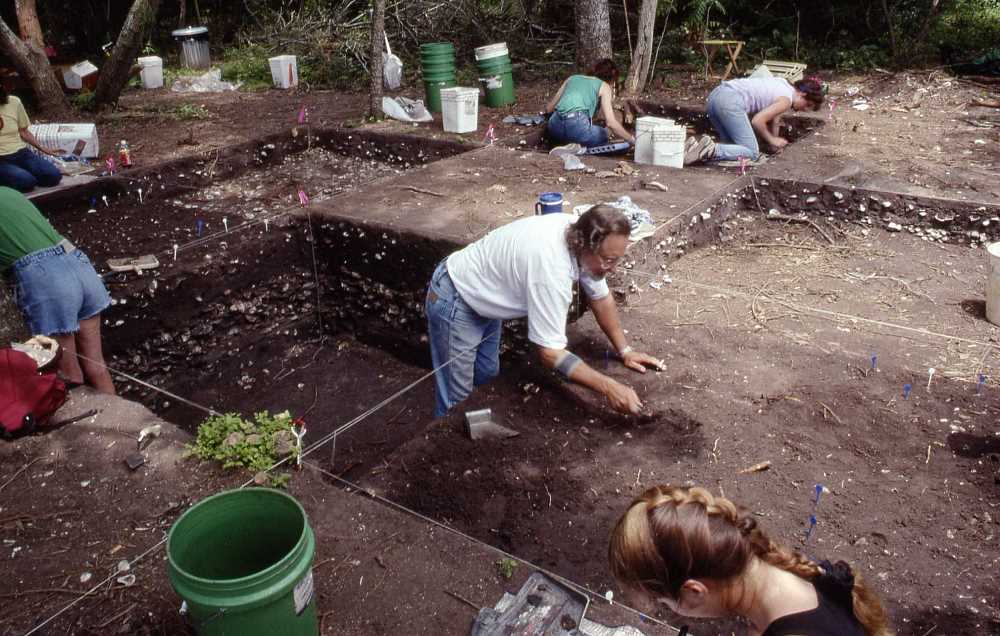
top-left (424, 78), bottom-right (457, 113)
top-left (476, 55), bottom-right (515, 107)
top-left (421, 61), bottom-right (456, 75)
top-left (167, 488), bottom-right (317, 636)
top-left (420, 42), bottom-right (454, 54)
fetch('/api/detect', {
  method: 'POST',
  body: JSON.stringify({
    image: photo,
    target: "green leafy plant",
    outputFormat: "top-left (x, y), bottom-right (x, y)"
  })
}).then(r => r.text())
top-left (173, 103), bottom-right (210, 120)
top-left (187, 411), bottom-right (301, 486)
top-left (495, 557), bottom-right (518, 579)
top-left (70, 90), bottom-right (96, 111)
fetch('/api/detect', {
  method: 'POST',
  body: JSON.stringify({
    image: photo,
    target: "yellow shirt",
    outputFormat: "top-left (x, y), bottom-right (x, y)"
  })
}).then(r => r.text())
top-left (0, 96), bottom-right (29, 157)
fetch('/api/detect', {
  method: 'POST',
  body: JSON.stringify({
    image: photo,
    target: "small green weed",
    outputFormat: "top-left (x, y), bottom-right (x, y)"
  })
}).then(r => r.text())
top-left (173, 103), bottom-right (210, 120)
top-left (495, 557), bottom-right (518, 579)
top-left (186, 411), bottom-right (301, 487)
top-left (70, 90), bottom-right (96, 111)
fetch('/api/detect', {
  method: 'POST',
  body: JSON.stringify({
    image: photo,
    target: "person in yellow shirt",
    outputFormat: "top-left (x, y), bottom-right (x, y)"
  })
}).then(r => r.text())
top-left (0, 88), bottom-right (63, 192)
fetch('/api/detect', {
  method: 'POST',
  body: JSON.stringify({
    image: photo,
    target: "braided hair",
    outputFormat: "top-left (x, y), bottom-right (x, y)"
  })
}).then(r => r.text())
top-left (608, 485), bottom-right (893, 636)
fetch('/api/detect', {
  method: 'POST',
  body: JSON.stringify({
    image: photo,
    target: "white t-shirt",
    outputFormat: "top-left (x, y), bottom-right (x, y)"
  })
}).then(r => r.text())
top-left (446, 213), bottom-right (610, 350)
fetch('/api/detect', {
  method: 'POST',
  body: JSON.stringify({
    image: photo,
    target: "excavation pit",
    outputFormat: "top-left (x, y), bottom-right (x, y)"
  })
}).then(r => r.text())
top-left (30, 127), bottom-right (1000, 635)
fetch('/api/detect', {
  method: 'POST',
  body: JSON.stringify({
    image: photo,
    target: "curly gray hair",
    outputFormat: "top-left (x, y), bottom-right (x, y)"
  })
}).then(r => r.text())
top-left (565, 205), bottom-right (631, 255)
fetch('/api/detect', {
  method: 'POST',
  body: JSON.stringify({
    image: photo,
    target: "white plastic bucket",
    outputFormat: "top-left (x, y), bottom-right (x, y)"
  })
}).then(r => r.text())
top-left (651, 129), bottom-right (686, 168)
top-left (27, 123), bottom-right (99, 158)
top-left (474, 42), bottom-right (509, 61)
top-left (268, 55), bottom-right (298, 89)
top-left (440, 87), bottom-right (479, 133)
top-left (137, 56), bottom-right (164, 89)
top-left (634, 116), bottom-right (679, 165)
top-left (988, 242), bottom-right (1000, 327)
top-left (62, 60), bottom-right (98, 90)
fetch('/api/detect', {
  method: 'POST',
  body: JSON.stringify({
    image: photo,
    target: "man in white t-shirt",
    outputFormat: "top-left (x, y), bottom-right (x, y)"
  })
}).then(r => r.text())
top-left (426, 205), bottom-right (663, 417)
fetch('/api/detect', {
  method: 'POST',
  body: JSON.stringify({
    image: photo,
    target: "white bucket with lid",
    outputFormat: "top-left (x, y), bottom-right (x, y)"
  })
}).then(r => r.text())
top-left (268, 55), bottom-right (298, 89)
top-left (987, 242), bottom-right (1000, 327)
top-left (440, 87), bottom-right (479, 133)
top-left (475, 42), bottom-right (509, 61)
top-left (137, 56), bottom-right (163, 89)
top-left (635, 116), bottom-right (680, 166)
top-left (651, 128), bottom-right (686, 168)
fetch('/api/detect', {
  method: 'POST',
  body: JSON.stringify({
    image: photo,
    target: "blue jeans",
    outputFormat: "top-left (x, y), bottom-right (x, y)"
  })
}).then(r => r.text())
top-left (12, 242), bottom-right (111, 335)
top-left (547, 111), bottom-right (609, 147)
top-left (426, 260), bottom-right (502, 417)
top-left (706, 85), bottom-right (760, 161)
top-left (0, 147), bottom-right (62, 192)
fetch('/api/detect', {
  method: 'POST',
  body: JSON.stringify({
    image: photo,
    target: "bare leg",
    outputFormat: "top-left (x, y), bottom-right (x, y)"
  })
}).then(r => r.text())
top-left (53, 332), bottom-right (84, 385)
top-left (75, 315), bottom-right (115, 395)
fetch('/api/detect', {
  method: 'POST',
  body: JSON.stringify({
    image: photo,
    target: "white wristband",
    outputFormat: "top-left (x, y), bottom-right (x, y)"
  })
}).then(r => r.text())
top-left (619, 345), bottom-right (633, 357)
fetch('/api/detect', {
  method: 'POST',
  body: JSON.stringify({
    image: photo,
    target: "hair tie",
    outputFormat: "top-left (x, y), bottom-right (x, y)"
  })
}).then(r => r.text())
top-left (816, 559), bottom-right (855, 610)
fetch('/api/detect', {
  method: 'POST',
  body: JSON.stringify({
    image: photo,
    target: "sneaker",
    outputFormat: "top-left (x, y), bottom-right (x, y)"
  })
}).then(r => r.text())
top-left (684, 136), bottom-right (716, 165)
top-left (549, 143), bottom-right (584, 157)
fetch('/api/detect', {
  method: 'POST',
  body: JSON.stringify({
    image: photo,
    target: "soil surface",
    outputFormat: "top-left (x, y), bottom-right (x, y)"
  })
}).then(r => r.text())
top-left (1, 70), bottom-right (998, 635)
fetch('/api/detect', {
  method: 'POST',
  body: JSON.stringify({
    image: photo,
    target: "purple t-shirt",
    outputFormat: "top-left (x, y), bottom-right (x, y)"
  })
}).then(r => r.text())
top-left (721, 77), bottom-right (795, 115)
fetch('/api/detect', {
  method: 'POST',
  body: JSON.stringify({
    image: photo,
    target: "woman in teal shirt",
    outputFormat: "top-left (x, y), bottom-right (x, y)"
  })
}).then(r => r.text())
top-left (544, 59), bottom-right (635, 148)
top-left (1, 187), bottom-right (115, 393)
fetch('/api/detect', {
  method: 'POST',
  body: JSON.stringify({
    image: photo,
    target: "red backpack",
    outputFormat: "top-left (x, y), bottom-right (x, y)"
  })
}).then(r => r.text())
top-left (0, 348), bottom-right (67, 436)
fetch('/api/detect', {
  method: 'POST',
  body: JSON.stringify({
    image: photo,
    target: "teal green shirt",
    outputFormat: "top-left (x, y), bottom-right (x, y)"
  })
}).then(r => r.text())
top-left (0, 186), bottom-right (62, 271)
top-left (556, 75), bottom-right (603, 117)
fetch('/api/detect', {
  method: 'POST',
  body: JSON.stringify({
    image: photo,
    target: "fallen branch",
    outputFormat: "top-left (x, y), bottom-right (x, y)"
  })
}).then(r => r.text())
top-left (444, 589), bottom-right (481, 612)
top-left (970, 99), bottom-right (1000, 108)
top-left (766, 212), bottom-right (837, 246)
top-left (0, 587), bottom-right (87, 598)
top-left (0, 457), bottom-right (42, 493)
top-left (819, 402), bottom-right (842, 424)
top-left (745, 242), bottom-right (850, 252)
top-left (395, 185), bottom-right (444, 197)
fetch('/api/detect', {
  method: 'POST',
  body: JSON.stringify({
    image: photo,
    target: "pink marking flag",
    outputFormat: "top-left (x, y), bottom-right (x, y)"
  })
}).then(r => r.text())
top-left (298, 189), bottom-right (309, 206)
top-left (483, 124), bottom-right (496, 145)
top-left (298, 104), bottom-right (308, 125)
top-left (105, 156), bottom-right (116, 174)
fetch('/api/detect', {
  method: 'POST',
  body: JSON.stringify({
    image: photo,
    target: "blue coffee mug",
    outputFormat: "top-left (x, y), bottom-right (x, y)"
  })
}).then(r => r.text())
top-left (535, 192), bottom-right (564, 215)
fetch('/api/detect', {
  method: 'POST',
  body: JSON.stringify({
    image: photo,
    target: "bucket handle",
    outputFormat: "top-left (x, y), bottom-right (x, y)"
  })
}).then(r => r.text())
top-left (180, 600), bottom-right (226, 628)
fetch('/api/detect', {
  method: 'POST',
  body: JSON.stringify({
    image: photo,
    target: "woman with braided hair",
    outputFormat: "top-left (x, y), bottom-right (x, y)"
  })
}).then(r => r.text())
top-left (609, 486), bottom-right (893, 636)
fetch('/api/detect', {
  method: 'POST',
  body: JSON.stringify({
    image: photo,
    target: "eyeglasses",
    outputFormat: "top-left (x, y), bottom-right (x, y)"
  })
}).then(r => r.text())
top-left (594, 249), bottom-right (621, 269)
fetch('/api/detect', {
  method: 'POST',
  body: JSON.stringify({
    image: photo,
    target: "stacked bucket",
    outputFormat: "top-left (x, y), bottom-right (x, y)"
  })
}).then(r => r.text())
top-left (420, 42), bottom-right (457, 113)
top-left (474, 42), bottom-right (515, 107)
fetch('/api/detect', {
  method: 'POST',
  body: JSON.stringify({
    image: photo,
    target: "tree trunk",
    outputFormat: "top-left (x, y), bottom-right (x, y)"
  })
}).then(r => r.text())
top-left (623, 0), bottom-right (657, 96)
top-left (94, 0), bottom-right (162, 108)
top-left (879, 0), bottom-right (898, 59)
top-left (575, 0), bottom-right (612, 72)
top-left (0, 18), bottom-right (69, 116)
top-left (178, 0), bottom-right (187, 28)
top-left (14, 0), bottom-right (45, 49)
top-left (368, 0), bottom-right (385, 119)
top-left (914, 0), bottom-right (952, 46)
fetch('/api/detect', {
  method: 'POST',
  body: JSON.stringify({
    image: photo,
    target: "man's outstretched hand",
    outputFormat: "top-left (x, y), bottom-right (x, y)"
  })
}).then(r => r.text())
top-left (622, 349), bottom-right (665, 374)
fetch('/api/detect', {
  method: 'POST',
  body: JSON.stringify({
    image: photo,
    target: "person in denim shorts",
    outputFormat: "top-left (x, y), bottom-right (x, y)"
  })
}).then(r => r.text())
top-left (544, 59), bottom-right (635, 148)
top-left (0, 187), bottom-right (115, 393)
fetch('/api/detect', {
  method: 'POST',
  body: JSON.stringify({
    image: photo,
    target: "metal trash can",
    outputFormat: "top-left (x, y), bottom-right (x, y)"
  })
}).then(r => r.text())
top-left (172, 26), bottom-right (210, 69)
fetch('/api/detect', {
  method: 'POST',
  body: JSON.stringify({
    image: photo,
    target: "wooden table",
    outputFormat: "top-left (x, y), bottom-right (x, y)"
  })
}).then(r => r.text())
top-left (699, 39), bottom-right (745, 80)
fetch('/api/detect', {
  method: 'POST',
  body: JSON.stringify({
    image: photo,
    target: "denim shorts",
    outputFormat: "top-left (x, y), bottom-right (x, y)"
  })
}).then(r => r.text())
top-left (12, 243), bottom-right (112, 335)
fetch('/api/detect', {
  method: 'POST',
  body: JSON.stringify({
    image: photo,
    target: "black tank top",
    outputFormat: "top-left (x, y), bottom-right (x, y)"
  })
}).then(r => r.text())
top-left (761, 583), bottom-right (866, 636)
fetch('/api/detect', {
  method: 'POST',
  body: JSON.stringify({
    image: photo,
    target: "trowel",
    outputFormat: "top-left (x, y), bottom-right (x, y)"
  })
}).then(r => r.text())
top-left (464, 408), bottom-right (519, 441)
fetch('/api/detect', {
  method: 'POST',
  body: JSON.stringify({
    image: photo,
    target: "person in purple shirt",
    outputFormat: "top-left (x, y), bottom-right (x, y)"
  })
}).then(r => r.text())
top-left (685, 77), bottom-right (825, 164)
